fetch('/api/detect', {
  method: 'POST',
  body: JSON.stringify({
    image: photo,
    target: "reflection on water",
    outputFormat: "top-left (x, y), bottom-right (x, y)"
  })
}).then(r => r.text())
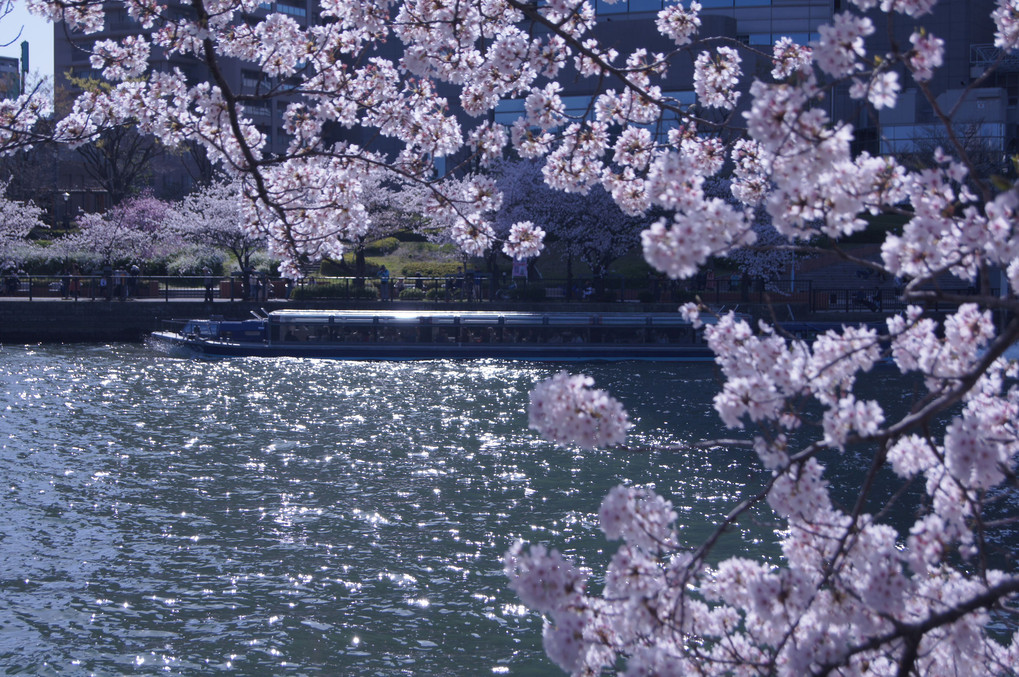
top-left (0, 344), bottom-right (752, 675)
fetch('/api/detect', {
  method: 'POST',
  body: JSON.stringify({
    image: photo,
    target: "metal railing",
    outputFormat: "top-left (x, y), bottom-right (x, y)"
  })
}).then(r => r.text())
top-left (0, 274), bottom-right (287, 302)
top-left (0, 273), bottom-right (986, 311)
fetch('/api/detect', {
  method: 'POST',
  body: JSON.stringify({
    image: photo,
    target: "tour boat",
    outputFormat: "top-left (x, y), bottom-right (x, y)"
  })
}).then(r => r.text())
top-left (149, 309), bottom-right (716, 361)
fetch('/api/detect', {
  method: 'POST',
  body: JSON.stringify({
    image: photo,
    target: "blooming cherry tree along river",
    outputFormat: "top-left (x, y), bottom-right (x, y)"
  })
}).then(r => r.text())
top-left (11, 0), bottom-right (1019, 673)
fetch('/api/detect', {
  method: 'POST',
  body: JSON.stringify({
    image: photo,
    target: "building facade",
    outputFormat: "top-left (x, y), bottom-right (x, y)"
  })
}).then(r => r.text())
top-left (51, 0), bottom-right (1017, 210)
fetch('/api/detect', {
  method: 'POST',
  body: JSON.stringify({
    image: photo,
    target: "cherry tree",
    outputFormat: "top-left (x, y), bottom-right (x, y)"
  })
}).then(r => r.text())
top-left (20, 0), bottom-right (1019, 674)
top-left (703, 176), bottom-right (799, 291)
top-left (344, 170), bottom-right (414, 282)
top-left (0, 178), bottom-right (46, 260)
top-left (496, 158), bottom-right (645, 294)
top-left (56, 191), bottom-right (176, 265)
top-left (166, 178), bottom-right (265, 271)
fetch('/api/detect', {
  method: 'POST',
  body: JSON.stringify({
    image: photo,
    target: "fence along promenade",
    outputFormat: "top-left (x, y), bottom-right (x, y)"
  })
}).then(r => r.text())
top-left (1, 270), bottom-right (984, 314)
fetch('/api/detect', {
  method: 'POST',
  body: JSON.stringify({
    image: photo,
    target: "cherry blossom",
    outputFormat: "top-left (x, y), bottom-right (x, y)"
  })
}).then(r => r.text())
top-left (57, 192), bottom-right (178, 264)
top-left (165, 178), bottom-right (266, 271)
top-left (693, 46), bottom-right (742, 109)
top-left (0, 180), bottom-right (46, 259)
top-left (812, 12), bottom-right (874, 78)
top-left (993, 0), bottom-right (1019, 50)
top-left (502, 220), bottom-right (546, 260)
top-left (908, 30), bottom-right (945, 80)
top-left (503, 541), bottom-right (587, 614)
top-left (850, 70), bottom-right (901, 109)
top-left (656, 1), bottom-right (701, 47)
top-left (771, 36), bottom-right (813, 80)
top-left (528, 372), bottom-right (631, 450)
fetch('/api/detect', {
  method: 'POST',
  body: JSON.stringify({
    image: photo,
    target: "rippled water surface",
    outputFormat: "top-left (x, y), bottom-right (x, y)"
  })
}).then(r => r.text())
top-left (0, 344), bottom-right (755, 675)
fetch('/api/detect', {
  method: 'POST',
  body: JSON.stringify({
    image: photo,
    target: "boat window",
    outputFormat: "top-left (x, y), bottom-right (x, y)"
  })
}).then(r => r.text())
top-left (503, 315), bottom-right (542, 326)
top-left (545, 314), bottom-right (594, 326)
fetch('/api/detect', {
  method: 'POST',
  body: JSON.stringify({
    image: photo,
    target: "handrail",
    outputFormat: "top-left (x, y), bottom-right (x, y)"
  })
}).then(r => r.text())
top-left (0, 272), bottom-right (985, 309)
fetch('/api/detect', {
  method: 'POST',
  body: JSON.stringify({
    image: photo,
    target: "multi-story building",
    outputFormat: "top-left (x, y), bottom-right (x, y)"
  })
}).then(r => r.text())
top-left (863, 0), bottom-right (1017, 164)
top-left (0, 55), bottom-right (20, 99)
top-left (570, 0), bottom-right (1016, 164)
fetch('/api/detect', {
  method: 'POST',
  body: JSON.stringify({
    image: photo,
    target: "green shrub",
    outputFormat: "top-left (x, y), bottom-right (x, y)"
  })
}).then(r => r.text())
top-left (401, 261), bottom-right (464, 277)
top-left (365, 237), bottom-right (400, 256)
top-left (247, 251), bottom-right (282, 274)
top-left (398, 287), bottom-right (427, 301)
top-left (319, 258), bottom-right (350, 276)
top-left (290, 282), bottom-right (379, 300)
top-left (166, 248), bottom-right (225, 275)
top-left (425, 288), bottom-right (444, 300)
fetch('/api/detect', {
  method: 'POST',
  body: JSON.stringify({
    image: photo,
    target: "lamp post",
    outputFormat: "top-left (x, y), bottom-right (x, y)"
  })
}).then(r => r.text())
top-left (62, 191), bottom-right (70, 229)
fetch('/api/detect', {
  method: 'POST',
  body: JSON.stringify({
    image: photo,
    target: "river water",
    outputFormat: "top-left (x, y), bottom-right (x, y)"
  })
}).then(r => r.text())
top-left (0, 344), bottom-right (766, 675)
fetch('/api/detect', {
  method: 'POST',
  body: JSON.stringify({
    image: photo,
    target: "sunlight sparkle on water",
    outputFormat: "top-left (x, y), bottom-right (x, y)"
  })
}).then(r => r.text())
top-left (0, 346), bottom-right (751, 675)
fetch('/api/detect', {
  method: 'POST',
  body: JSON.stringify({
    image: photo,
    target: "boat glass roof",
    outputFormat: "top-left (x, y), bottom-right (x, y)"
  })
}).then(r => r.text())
top-left (266, 309), bottom-right (693, 326)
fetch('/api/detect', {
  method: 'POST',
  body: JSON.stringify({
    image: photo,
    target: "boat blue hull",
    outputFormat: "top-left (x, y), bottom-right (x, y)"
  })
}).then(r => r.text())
top-left (150, 332), bottom-right (715, 362)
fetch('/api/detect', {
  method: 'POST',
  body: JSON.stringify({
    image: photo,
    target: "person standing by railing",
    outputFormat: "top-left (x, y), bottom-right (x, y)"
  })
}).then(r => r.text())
top-left (203, 267), bottom-right (215, 303)
top-left (378, 265), bottom-right (391, 301)
top-left (70, 263), bottom-right (80, 300)
top-left (114, 268), bottom-right (128, 301)
top-left (128, 264), bottom-right (140, 299)
top-left (99, 270), bottom-right (110, 300)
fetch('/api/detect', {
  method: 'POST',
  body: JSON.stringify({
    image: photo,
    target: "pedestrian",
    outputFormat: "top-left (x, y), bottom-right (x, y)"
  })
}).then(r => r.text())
top-left (70, 263), bottom-right (80, 300)
top-left (3, 265), bottom-right (18, 295)
top-left (378, 265), bottom-right (391, 301)
top-left (113, 268), bottom-right (127, 300)
top-left (128, 264), bottom-right (140, 299)
top-left (203, 267), bottom-right (215, 303)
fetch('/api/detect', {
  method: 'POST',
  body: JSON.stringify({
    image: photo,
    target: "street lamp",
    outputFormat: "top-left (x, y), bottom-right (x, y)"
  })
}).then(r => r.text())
top-left (62, 192), bottom-right (70, 229)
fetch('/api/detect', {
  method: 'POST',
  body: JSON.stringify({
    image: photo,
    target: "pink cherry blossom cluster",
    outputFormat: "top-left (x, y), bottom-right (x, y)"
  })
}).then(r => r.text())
top-left (528, 371), bottom-right (631, 450)
top-left (908, 30), bottom-right (945, 80)
top-left (502, 220), bottom-right (546, 260)
top-left (655, 1), bottom-right (701, 46)
top-left (693, 46), bottom-right (742, 109)
top-left (993, 0), bottom-right (1019, 49)
top-left (0, 89), bottom-right (50, 163)
top-left (598, 484), bottom-right (677, 552)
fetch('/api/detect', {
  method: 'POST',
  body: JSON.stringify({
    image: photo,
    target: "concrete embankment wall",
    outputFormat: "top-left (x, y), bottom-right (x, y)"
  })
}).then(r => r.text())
top-left (1, 300), bottom-right (698, 344)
